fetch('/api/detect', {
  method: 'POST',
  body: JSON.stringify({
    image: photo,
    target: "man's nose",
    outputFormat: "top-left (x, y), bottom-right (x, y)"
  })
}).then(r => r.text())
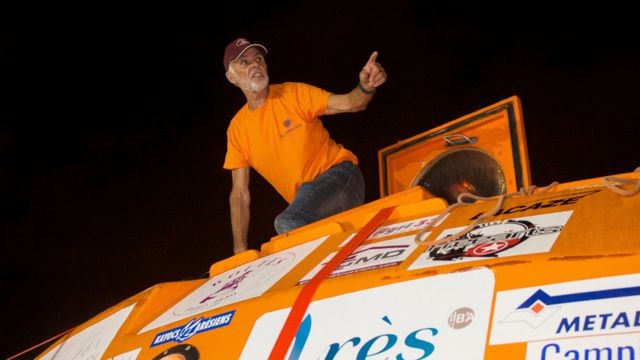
top-left (249, 61), bottom-right (258, 69)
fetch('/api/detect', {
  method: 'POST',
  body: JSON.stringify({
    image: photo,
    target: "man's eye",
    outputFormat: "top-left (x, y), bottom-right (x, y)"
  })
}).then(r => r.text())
top-left (240, 60), bottom-right (248, 65)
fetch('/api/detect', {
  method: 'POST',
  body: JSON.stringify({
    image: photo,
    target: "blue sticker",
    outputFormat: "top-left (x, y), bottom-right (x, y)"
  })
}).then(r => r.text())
top-left (151, 310), bottom-right (235, 347)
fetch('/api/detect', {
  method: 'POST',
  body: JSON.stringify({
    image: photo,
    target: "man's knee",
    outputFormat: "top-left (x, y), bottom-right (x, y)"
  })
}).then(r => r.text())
top-left (274, 211), bottom-right (301, 234)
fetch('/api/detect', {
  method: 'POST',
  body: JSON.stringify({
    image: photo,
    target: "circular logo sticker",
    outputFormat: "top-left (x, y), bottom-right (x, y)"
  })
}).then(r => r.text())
top-left (448, 307), bottom-right (475, 329)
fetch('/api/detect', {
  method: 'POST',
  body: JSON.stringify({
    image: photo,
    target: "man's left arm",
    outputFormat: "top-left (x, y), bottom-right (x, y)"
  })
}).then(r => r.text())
top-left (324, 51), bottom-right (387, 115)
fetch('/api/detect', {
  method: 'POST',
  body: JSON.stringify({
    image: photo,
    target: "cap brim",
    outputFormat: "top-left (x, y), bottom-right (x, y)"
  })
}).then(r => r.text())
top-left (233, 43), bottom-right (268, 62)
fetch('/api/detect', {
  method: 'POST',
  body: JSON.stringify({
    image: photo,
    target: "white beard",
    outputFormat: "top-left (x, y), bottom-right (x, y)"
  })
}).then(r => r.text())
top-left (247, 75), bottom-right (269, 93)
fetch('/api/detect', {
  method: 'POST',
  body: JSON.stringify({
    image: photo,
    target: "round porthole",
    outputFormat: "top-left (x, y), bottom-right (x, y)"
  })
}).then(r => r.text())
top-left (411, 148), bottom-right (507, 204)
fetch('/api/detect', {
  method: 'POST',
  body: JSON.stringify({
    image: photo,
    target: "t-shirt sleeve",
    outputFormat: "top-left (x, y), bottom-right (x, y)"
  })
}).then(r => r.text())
top-left (293, 82), bottom-right (331, 121)
top-left (223, 122), bottom-right (249, 169)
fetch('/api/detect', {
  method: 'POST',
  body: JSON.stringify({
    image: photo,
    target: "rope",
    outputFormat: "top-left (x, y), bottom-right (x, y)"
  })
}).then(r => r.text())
top-left (602, 167), bottom-right (640, 196)
top-left (415, 182), bottom-right (559, 247)
top-left (7, 328), bottom-right (72, 360)
top-left (416, 165), bottom-right (640, 247)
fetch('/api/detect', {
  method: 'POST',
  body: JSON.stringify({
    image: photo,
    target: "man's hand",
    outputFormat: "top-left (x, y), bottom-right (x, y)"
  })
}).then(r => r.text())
top-left (234, 243), bottom-right (247, 254)
top-left (359, 51), bottom-right (387, 90)
top-left (324, 51), bottom-right (387, 115)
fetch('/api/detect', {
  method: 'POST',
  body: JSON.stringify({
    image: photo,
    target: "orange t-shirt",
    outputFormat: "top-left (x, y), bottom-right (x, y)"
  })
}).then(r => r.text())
top-left (223, 82), bottom-right (358, 203)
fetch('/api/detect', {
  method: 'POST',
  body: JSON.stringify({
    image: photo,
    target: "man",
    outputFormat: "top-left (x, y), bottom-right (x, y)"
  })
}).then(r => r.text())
top-left (223, 38), bottom-right (386, 254)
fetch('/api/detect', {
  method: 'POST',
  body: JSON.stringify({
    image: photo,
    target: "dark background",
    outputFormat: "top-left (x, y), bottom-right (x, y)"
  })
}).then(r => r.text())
top-left (2, 1), bottom-right (638, 358)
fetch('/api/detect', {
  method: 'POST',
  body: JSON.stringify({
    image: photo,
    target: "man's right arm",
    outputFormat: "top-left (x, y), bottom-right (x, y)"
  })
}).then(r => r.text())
top-left (324, 51), bottom-right (386, 115)
top-left (230, 167), bottom-right (250, 254)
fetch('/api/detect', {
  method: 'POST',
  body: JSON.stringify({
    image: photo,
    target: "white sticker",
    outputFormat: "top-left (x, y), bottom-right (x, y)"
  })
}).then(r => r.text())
top-left (367, 214), bottom-right (446, 240)
top-left (490, 273), bottom-right (640, 345)
top-left (526, 333), bottom-right (640, 359)
top-left (39, 303), bottom-right (136, 360)
top-left (408, 211), bottom-right (573, 271)
top-left (336, 214), bottom-right (445, 247)
top-left (241, 268), bottom-right (495, 359)
top-left (139, 237), bottom-right (326, 334)
top-left (299, 235), bottom-right (419, 284)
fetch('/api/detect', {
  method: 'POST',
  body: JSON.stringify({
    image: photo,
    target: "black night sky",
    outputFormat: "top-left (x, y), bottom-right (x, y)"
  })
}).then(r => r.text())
top-left (2, 1), bottom-right (638, 358)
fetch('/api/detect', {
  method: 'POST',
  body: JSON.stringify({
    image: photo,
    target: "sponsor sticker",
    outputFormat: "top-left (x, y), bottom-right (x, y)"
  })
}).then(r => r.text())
top-left (139, 237), bottom-right (325, 334)
top-left (408, 211), bottom-right (572, 271)
top-left (490, 273), bottom-right (640, 345)
top-left (151, 311), bottom-right (234, 347)
top-left (336, 215), bottom-right (446, 247)
top-left (367, 214), bottom-right (446, 241)
top-left (299, 235), bottom-right (419, 283)
top-left (241, 268), bottom-right (495, 359)
top-left (468, 190), bottom-right (598, 221)
top-left (40, 303), bottom-right (136, 360)
top-left (526, 333), bottom-right (640, 360)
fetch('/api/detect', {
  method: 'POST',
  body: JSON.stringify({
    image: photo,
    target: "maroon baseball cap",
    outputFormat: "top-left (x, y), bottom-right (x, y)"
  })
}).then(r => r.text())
top-left (223, 38), bottom-right (268, 71)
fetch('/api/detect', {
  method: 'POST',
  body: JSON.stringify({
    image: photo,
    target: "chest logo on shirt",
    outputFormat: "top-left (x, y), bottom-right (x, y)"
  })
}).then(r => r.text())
top-left (280, 118), bottom-right (302, 138)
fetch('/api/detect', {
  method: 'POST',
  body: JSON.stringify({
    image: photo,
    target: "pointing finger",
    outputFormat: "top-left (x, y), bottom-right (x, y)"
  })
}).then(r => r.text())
top-left (367, 51), bottom-right (379, 65)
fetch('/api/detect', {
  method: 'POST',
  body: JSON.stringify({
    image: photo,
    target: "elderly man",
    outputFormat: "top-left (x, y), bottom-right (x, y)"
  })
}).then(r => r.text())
top-left (223, 38), bottom-right (386, 254)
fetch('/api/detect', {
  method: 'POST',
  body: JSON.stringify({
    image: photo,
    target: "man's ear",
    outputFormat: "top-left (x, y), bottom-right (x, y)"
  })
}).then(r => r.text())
top-left (225, 69), bottom-right (237, 85)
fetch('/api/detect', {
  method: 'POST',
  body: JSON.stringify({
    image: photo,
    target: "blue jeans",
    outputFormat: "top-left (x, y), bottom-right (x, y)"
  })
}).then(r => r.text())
top-left (274, 162), bottom-right (365, 234)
